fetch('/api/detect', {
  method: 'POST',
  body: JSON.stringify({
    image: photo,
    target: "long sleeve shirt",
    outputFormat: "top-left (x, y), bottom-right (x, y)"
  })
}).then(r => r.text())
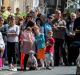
top-left (35, 33), bottom-right (45, 49)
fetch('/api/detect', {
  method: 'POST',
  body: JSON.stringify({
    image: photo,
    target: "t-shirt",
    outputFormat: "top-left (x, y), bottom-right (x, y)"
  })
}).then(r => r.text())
top-left (46, 37), bottom-right (55, 53)
top-left (0, 32), bottom-right (5, 49)
top-left (7, 25), bottom-right (20, 42)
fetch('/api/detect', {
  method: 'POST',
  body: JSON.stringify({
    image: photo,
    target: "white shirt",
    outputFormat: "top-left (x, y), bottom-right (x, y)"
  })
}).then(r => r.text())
top-left (7, 25), bottom-right (20, 42)
top-left (0, 32), bottom-right (5, 49)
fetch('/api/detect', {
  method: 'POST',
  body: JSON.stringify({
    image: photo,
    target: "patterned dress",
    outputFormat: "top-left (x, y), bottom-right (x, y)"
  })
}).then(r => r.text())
top-left (21, 30), bottom-right (35, 54)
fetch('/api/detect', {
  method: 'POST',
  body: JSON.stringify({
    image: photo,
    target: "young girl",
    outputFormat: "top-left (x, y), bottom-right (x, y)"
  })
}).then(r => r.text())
top-left (0, 32), bottom-right (5, 70)
top-left (33, 25), bottom-right (45, 69)
top-left (45, 31), bottom-right (55, 69)
top-left (20, 27), bottom-right (35, 70)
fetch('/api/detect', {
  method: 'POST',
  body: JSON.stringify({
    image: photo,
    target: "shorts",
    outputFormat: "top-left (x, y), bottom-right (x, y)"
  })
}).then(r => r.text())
top-left (37, 48), bottom-right (45, 59)
top-left (45, 53), bottom-right (53, 62)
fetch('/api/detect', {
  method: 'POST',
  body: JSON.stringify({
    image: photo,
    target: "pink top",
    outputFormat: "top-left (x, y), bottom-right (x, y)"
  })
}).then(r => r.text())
top-left (20, 30), bottom-right (35, 54)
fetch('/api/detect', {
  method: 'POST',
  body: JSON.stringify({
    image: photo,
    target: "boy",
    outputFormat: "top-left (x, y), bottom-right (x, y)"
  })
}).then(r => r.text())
top-left (45, 31), bottom-right (55, 69)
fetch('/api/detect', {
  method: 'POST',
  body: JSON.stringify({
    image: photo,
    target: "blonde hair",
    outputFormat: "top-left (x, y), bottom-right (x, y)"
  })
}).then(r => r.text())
top-left (26, 27), bottom-right (32, 31)
top-left (70, 12), bottom-right (76, 17)
top-left (33, 25), bottom-right (39, 29)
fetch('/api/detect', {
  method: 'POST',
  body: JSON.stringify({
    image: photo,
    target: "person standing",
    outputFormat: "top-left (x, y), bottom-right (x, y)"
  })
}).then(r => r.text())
top-left (33, 25), bottom-right (45, 69)
top-left (53, 10), bottom-right (68, 66)
top-left (65, 13), bottom-right (77, 65)
top-left (0, 32), bottom-right (5, 70)
top-left (45, 30), bottom-right (55, 69)
top-left (20, 27), bottom-right (35, 70)
top-left (72, 9), bottom-right (80, 63)
top-left (7, 15), bottom-right (20, 71)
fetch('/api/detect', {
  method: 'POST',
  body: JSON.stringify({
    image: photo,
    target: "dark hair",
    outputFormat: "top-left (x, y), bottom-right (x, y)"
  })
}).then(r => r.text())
top-left (1, 6), bottom-right (5, 9)
top-left (26, 21), bottom-right (35, 28)
top-left (16, 8), bottom-right (20, 11)
top-left (77, 9), bottom-right (80, 12)
top-left (7, 15), bottom-right (15, 22)
top-left (37, 13), bottom-right (42, 18)
top-left (7, 6), bottom-right (11, 10)
top-left (36, 18), bottom-right (43, 26)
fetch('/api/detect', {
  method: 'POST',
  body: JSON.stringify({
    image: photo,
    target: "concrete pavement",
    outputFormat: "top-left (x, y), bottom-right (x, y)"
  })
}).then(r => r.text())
top-left (0, 66), bottom-right (77, 75)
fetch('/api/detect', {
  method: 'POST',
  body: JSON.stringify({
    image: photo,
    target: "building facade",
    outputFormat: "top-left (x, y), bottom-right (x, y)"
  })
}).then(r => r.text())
top-left (2, 0), bottom-right (34, 12)
top-left (44, 0), bottom-right (67, 15)
top-left (0, 0), bottom-right (2, 7)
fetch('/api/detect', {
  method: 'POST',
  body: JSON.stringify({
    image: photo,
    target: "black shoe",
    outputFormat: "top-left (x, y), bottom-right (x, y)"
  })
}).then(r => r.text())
top-left (46, 67), bottom-right (52, 70)
top-left (23, 68), bottom-right (27, 71)
top-left (29, 67), bottom-right (36, 70)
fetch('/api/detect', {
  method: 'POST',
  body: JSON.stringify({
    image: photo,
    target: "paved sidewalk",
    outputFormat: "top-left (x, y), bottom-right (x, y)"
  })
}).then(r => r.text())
top-left (0, 66), bottom-right (77, 75)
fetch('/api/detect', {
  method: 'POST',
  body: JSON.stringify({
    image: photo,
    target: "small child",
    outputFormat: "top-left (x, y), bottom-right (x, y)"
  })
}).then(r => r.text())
top-left (20, 27), bottom-right (35, 70)
top-left (33, 26), bottom-right (45, 69)
top-left (27, 50), bottom-right (38, 70)
top-left (0, 32), bottom-right (5, 70)
top-left (45, 31), bottom-right (55, 69)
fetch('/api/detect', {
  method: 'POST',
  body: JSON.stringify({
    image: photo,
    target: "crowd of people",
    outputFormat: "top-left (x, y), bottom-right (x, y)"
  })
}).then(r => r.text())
top-left (0, 6), bottom-right (80, 71)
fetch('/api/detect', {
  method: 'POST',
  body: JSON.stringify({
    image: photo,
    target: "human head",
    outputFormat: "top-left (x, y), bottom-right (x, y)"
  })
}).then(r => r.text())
top-left (16, 8), bottom-right (20, 13)
top-left (27, 13), bottom-right (33, 21)
top-left (1, 6), bottom-right (5, 12)
top-left (8, 15), bottom-right (15, 25)
top-left (76, 9), bottom-right (80, 18)
top-left (47, 30), bottom-right (53, 37)
top-left (70, 12), bottom-right (76, 21)
top-left (36, 18), bottom-right (42, 27)
top-left (7, 6), bottom-right (11, 12)
top-left (47, 16), bottom-right (53, 23)
top-left (25, 27), bottom-right (32, 31)
top-left (0, 16), bottom-right (4, 25)
top-left (29, 50), bottom-right (35, 56)
top-left (26, 6), bottom-right (30, 13)
top-left (55, 10), bottom-right (61, 19)
top-left (33, 25), bottom-right (40, 34)
top-left (18, 16), bottom-right (24, 25)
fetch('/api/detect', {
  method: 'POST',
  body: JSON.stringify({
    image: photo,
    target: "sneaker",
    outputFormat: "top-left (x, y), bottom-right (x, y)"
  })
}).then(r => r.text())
top-left (0, 67), bottom-right (2, 71)
top-left (12, 67), bottom-right (17, 71)
top-left (9, 64), bottom-right (14, 71)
